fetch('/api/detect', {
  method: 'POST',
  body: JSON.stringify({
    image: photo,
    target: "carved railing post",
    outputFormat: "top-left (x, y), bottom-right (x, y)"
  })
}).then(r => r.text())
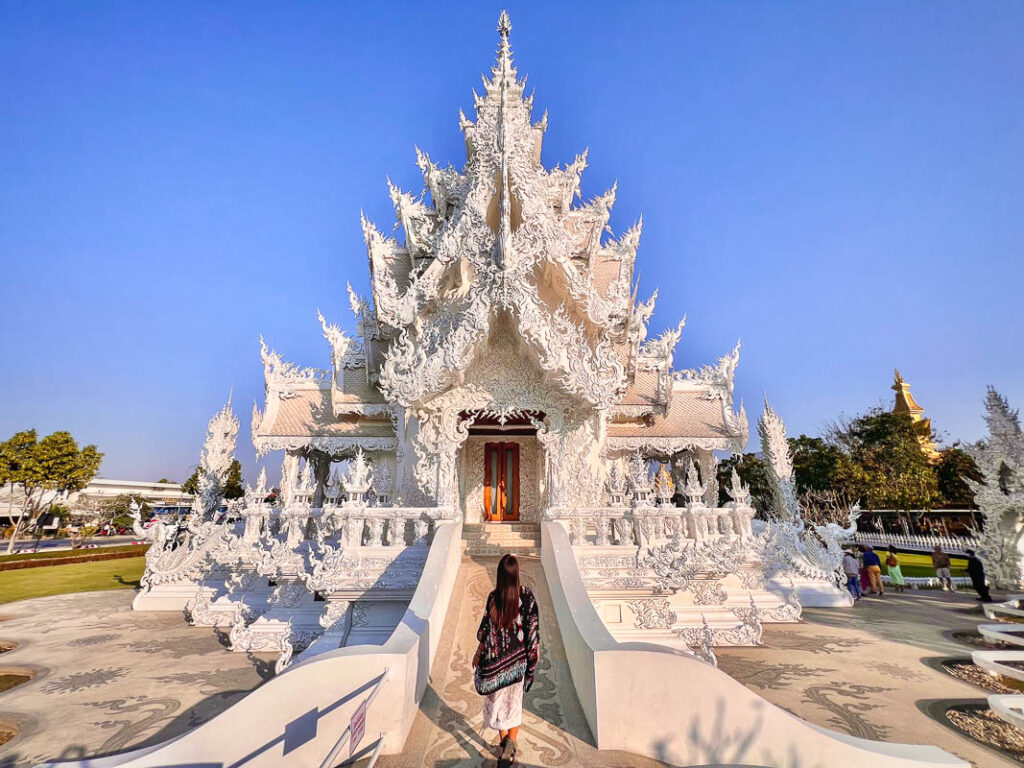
top-left (367, 516), bottom-right (384, 547)
top-left (413, 517), bottom-right (429, 546)
top-left (389, 513), bottom-right (405, 547)
top-left (613, 515), bottom-right (633, 546)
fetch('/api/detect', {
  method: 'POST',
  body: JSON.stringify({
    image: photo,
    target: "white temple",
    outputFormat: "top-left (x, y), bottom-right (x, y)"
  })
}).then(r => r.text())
top-left (93, 15), bottom-right (976, 768)
top-left (130, 10), bottom-right (856, 665)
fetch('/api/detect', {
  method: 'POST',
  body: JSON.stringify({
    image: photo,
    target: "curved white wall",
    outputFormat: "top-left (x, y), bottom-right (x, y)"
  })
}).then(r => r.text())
top-left (540, 521), bottom-right (968, 768)
top-left (40, 521), bottom-right (464, 768)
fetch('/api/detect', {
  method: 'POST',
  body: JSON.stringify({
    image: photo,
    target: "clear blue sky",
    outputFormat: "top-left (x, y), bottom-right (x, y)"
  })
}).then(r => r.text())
top-left (1, 1), bottom-right (1022, 483)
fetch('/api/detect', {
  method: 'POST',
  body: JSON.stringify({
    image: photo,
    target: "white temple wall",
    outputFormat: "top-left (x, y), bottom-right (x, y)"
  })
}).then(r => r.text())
top-left (459, 435), bottom-right (542, 523)
top-left (543, 411), bottom-right (604, 508)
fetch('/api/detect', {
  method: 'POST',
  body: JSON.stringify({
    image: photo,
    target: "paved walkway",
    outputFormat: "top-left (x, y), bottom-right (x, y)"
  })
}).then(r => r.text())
top-left (380, 555), bottom-right (667, 768)
top-left (0, 591), bottom-right (273, 768)
top-left (717, 588), bottom-right (1018, 768)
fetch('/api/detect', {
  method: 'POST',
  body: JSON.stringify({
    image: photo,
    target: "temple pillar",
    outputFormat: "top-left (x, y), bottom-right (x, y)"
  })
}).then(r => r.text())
top-left (280, 452), bottom-right (301, 505)
top-left (696, 450), bottom-right (719, 508)
top-left (671, 450), bottom-right (694, 496)
top-left (311, 451), bottom-right (331, 508)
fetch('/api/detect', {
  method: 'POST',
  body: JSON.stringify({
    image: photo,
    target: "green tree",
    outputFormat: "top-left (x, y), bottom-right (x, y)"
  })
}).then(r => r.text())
top-left (181, 466), bottom-right (200, 495)
top-left (181, 459), bottom-right (244, 501)
top-left (717, 452), bottom-right (773, 514)
top-left (156, 478), bottom-right (172, 484)
top-left (3, 430), bottom-right (103, 553)
top-left (102, 493), bottom-right (151, 532)
top-left (1, 430), bottom-right (37, 535)
top-left (936, 445), bottom-right (981, 508)
top-left (223, 458), bottom-right (244, 500)
top-left (828, 409), bottom-right (940, 511)
top-left (789, 435), bottom-right (853, 495)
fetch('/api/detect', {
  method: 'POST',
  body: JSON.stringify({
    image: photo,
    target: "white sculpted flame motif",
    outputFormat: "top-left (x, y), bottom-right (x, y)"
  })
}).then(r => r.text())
top-left (756, 400), bottom-right (859, 587)
top-left (967, 388), bottom-right (1024, 588)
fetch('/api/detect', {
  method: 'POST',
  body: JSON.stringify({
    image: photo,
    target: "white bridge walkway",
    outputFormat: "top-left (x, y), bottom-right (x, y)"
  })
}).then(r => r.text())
top-left (377, 555), bottom-right (668, 768)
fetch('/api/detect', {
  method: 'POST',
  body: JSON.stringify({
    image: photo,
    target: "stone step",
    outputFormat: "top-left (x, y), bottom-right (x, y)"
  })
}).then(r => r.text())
top-left (462, 523), bottom-right (541, 556)
top-left (462, 528), bottom-right (540, 536)
top-left (463, 533), bottom-right (541, 543)
top-left (463, 540), bottom-right (540, 547)
top-left (463, 535), bottom-right (539, 543)
top-left (464, 548), bottom-right (541, 558)
top-left (462, 541), bottom-right (541, 557)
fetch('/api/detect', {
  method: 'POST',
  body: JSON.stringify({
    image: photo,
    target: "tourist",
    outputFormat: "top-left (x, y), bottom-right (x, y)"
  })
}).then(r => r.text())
top-left (858, 548), bottom-right (871, 594)
top-left (931, 546), bottom-right (954, 591)
top-left (964, 549), bottom-right (992, 603)
top-left (885, 546), bottom-right (907, 593)
top-left (861, 545), bottom-right (884, 595)
top-left (472, 554), bottom-right (540, 766)
top-left (842, 550), bottom-right (862, 600)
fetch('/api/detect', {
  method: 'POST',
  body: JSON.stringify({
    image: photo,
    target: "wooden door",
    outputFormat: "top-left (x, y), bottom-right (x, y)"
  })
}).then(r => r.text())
top-left (483, 442), bottom-right (520, 522)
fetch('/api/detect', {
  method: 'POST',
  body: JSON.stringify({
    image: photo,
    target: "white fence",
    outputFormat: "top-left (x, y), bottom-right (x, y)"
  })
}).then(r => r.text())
top-left (853, 532), bottom-right (978, 553)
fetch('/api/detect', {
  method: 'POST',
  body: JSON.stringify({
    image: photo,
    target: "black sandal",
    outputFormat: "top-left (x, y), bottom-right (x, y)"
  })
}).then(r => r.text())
top-left (499, 736), bottom-right (516, 766)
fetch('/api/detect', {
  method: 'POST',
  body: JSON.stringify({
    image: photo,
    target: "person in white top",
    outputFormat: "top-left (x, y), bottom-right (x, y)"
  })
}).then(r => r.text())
top-left (842, 551), bottom-right (862, 600)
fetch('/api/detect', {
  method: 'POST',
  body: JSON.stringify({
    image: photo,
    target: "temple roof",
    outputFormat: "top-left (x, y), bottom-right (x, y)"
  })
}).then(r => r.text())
top-left (257, 390), bottom-right (393, 439)
top-left (250, 13), bottom-right (747, 456)
top-left (619, 370), bottom-right (662, 407)
top-left (607, 386), bottom-right (747, 453)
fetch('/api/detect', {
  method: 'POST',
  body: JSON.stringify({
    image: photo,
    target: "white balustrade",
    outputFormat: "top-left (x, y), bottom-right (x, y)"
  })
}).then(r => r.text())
top-left (254, 504), bottom-right (452, 549)
top-left (547, 503), bottom-right (755, 548)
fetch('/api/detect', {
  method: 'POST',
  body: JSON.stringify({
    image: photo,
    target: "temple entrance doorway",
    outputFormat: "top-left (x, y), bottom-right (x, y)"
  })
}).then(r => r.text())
top-left (483, 442), bottom-right (519, 521)
top-left (458, 410), bottom-right (543, 524)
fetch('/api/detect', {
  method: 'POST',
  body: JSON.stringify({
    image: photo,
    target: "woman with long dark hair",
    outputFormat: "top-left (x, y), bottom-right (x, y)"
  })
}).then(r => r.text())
top-left (472, 554), bottom-right (540, 766)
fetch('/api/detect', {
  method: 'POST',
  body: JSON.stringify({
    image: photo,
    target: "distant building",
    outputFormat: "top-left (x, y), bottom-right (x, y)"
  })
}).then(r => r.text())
top-left (891, 369), bottom-right (940, 460)
top-left (71, 478), bottom-right (193, 517)
top-left (1, 478), bottom-right (193, 529)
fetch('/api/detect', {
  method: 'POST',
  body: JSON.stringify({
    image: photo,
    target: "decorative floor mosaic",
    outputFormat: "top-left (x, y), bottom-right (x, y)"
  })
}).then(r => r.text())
top-left (717, 589), bottom-right (1021, 767)
top-left (0, 590), bottom-right (273, 768)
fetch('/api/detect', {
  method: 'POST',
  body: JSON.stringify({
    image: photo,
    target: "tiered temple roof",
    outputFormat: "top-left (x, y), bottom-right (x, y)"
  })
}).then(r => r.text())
top-left (252, 11), bottom-right (747, 458)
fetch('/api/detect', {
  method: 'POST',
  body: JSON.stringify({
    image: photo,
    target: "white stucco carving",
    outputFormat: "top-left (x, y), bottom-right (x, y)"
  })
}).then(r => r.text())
top-left (967, 388), bottom-right (1024, 588)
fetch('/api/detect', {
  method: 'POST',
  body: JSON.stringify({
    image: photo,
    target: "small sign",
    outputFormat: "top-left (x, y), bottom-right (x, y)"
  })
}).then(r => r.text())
top-left (350, 696), bottom-right (368, 758)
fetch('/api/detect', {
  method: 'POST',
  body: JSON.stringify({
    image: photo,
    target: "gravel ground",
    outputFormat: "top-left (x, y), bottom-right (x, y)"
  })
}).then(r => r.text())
top-left (947, 707), bottom-right (1024, 764)
top-left (942, 660), bottom-right (1024, 695)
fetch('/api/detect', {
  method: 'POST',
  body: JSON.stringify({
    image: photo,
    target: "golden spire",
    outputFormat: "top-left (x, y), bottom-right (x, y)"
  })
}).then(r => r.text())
top-left (891, 368), bottom-right (925, 418)
top-left (891, 369), bottom-right (939, 459)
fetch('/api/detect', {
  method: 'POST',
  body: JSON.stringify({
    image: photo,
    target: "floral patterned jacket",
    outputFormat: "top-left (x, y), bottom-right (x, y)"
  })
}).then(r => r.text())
top-left (476, 585), bottom-right (540, 691)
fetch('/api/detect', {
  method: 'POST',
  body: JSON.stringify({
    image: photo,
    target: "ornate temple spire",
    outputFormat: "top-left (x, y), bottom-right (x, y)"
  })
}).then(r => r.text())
top-left (495, 11), bottom-right (514, 269)
top-left (495, 10), bottom-right (515, 82)
top-left (891, 369), bottom-right (925, 418)
top-left (891, 369), bottom-right (939, 459)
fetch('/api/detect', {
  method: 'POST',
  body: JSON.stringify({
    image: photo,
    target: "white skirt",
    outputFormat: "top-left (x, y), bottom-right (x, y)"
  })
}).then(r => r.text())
top-left (483, 679), bottom-right (524, 730)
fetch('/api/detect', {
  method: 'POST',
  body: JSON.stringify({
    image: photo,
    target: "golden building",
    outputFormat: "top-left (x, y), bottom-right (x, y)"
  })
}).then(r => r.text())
top-left (891, 369), bottom-right (940, 460)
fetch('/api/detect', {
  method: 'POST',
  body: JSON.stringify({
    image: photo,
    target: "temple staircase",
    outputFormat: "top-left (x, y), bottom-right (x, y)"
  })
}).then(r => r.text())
top-left (463, 522), bottom-right (541, 558)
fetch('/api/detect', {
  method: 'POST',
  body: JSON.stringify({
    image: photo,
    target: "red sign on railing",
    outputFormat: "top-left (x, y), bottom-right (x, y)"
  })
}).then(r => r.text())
top-left (350, 696), bottom-right (368, 758)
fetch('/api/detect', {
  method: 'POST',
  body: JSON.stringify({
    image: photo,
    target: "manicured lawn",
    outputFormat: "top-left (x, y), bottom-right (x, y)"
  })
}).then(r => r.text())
top-left (0, 556), bottom-right (145, 605)
top-left (890, 552), bottom-right (967, 579)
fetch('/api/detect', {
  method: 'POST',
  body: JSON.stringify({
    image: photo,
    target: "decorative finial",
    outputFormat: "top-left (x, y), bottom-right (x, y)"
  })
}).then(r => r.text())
top-left (498, 10), bottom-right (512, 39)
